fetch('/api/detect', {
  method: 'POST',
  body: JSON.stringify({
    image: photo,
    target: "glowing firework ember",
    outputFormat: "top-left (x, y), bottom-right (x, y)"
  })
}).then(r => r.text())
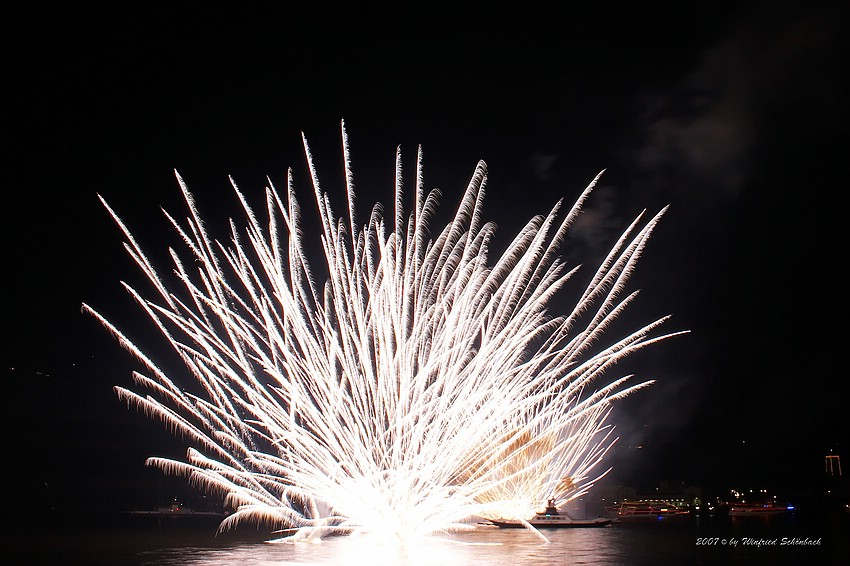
top-left (83, 122), bottom-right (682, 544)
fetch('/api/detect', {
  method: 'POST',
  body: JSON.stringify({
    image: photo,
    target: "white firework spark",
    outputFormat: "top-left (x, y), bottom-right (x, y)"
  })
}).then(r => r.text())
top-left (83, 121), bottom-right (682, 544)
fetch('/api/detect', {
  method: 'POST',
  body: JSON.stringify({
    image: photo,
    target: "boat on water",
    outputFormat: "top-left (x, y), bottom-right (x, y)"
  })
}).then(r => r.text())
top-left (728, 502), bottom-right (794, 516)
top-left (606, 500), bottom-right (691, 520)
top-left (489, 499), bottom-right (613, 529)
top-left (128, 499), bottom-right (225, 519)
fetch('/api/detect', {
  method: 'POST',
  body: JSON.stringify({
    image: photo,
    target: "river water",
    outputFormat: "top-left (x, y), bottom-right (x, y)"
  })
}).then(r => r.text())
top-left (15, 510), bottom-right (848, 565)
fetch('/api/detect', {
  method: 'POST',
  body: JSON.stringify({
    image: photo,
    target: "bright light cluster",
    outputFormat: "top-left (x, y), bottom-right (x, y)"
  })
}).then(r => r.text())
top-left (83, 122), bottom-right (681, 544)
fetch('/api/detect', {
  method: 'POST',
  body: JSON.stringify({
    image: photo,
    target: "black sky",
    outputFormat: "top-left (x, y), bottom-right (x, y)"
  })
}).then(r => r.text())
top-left (5, 1), bottom-right (849, 513)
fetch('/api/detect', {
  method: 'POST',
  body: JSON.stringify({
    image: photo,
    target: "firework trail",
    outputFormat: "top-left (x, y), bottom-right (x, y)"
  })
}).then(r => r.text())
top-left (83, 121), bottom-right (682, 544)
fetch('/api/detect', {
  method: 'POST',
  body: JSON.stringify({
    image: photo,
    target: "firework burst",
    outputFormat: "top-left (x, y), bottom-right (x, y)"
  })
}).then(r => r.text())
top-left (83, 121), bottom-right (682, 544)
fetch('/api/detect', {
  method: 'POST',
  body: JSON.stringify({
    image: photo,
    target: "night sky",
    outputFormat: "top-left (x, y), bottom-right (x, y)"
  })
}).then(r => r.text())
top-left (6, 2), bottom-right (848, 516)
